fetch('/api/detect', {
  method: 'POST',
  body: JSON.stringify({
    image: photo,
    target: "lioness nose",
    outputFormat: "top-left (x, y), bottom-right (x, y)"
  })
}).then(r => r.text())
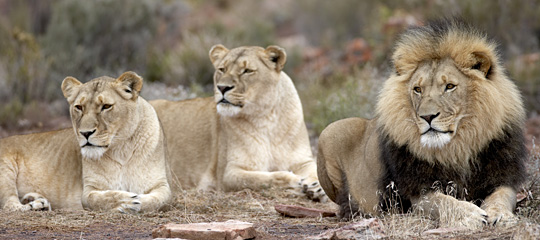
top-left (420, 113), bottom-right (440, 124)
top-left (217, 85), bottom-right (234, 94)
top-left (80, 130), bottom-right (96, 140)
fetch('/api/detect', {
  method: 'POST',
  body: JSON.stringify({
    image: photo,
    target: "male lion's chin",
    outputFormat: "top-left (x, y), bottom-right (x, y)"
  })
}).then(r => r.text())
top-left (216, 103), bottom-right (242, 117)
top-left (420, 132), bottom-right (452, 148)
top-left (80, 146), bottom-right (107, 160)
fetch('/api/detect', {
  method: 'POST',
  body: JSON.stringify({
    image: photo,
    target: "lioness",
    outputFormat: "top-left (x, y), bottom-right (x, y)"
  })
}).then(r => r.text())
top-left (317, 20), bottom-right (527, 228)
top-left (0, 72), bottom-right (171, 213)
top-left (151, 45), bottom-right (325, 201)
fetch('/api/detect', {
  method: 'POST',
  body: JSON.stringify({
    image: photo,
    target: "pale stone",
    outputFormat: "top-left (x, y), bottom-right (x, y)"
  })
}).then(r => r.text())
top-left (274, 204), bottom-right (336, 218)
top-left (422, 227), bottom-right (467, 235)
top-left (152, 220), bottom-right (256, 239)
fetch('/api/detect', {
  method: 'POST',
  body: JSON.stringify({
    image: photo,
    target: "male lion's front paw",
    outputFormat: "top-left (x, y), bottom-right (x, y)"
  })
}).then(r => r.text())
top-left (485, 207), bottom-right (518, 227)
top-left (115, 192), bottom-right (141, 214)
top-left (21, 193), bottom-right (51, 211)
top-left (299, 179), bottom-right (328, 202)
top-left (443, 200), bottom-right (487, 229)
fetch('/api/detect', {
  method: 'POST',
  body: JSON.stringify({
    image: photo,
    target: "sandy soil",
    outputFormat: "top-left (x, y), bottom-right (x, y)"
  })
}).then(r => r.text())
top-left (1, 118), bottom-right (540, 239)
top-left (1, 188), bottom-right (539, 239)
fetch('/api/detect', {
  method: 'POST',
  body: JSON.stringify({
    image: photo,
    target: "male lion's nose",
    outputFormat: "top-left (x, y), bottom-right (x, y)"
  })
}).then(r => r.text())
top-left (80, 130), bottom-right (96, 140)
top-left (420, 112), bottom-right (440, 125)
top-left (217, 85), bottom-right (234, 94)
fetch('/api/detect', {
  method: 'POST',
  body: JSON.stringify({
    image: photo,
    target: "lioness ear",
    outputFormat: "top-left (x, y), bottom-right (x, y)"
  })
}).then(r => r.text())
top-left (264, 45), bottom-right (287, 72)
top-left (471, 51), bottom-right (492, 79)
top-left (116, 71), bottom-right (143, 100)
top-left (61, 76), bottom-right (82, 104)
top-left (209, 44), bottom-right (229, 65)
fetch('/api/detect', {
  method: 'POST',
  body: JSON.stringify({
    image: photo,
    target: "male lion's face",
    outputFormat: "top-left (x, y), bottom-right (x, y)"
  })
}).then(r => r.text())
top-left (61, 72), bottom-right (143, 159)
top-left (208, 44), bottom-right (286, 117)
top-left (409, 59), bottom-right (470, 148)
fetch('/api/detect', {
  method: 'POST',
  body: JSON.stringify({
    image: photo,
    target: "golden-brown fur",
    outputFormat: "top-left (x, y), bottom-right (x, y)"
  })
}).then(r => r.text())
top-left (151, 45), bottom-right (326, 201)
top-left (318, 20), bottom-right (526, 228)
top-left (0, 129), bottom-right (83, 210)
top-left (0, 72), bottom-right (171, 213)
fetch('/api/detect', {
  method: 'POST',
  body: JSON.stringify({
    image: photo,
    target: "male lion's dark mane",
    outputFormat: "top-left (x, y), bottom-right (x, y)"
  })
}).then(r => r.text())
top-left (377, 122), bottom-right (527, 213)
top-left (374, 18), bottom-right (527, 214)
top-left (334, 18), bottom-right (527, 219)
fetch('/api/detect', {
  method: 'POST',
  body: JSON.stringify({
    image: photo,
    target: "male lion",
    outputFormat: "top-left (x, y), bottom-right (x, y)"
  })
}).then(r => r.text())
top-left (0, 72), bottom-right (171, 213)
top-left (317, 20), bottom-right (527, 228)
top-left (151, 45), bottom-right (326, 201)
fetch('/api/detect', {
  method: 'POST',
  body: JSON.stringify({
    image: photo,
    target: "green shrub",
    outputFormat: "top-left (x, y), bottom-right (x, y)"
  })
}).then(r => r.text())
top-left (43, 0), bottom-right (158, 88)
top-left (300, 65), bottom-right (383, 134)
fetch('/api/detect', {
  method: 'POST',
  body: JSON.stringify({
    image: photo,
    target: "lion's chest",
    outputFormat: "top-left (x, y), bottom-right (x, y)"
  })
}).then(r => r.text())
top-left (105, 167), bottom-right (147, 192)
top-left (87, 157), bottom-right (159, 194)
top-left (226, 128), bottom-right (300, 172)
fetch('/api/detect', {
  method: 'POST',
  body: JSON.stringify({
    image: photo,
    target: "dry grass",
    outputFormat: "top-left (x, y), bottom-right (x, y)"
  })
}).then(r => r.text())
top-left (1, 183), bottom-right (539, 239)
top-left (0, 188), bottom-right (341, 239)
top-left (1, 120), bottom-right (539, 239)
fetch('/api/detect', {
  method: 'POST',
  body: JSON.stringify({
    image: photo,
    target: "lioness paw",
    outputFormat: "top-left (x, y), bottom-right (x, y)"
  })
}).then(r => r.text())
top-left (299, 179), bottom-right (328, 202)
top-left (21, 193), bottom-right (51, 211)
top-left (273, 171), bottom-right (302, 187)
top-left (117, 200), bottom-right (142, 214)
top-left (116, 194), bottom-right (141, 214)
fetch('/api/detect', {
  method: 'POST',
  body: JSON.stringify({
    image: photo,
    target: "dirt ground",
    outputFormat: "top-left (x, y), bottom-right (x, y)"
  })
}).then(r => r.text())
top-left (0, 189), bottom-right (341, 239)
top-left (1, 119), bottom-right (540, 239)
top-left (0, 187), bottom-right (539, 240)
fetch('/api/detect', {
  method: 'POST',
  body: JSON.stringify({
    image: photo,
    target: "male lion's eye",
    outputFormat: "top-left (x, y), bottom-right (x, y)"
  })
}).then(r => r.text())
top-left (242, 69), bottom-right (253, 74)
top-left (218, 67), bottom-right (226, 73)
top-left (75, 105), bottom-right (83, 111)
top-left (413, 87), bottom-right (422, 94)
top-left (102, 104), bottom-right (112, 111)
top-left (445, 83), bottom-right (456, 91)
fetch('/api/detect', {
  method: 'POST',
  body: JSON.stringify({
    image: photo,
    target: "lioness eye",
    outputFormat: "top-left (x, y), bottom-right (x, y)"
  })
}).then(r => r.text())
top-left (102, 104), bottom-right (112, 111)
top-left (413, 87), bottom-right (422, 94)
top-left (75, 105), bottom-right (83, 111)
top-left (445, 83), bottom-right (456, 90)
top-left (242, 69), bottom-right (253, 74)
top-left (218, 67), bottom-right (226, 73)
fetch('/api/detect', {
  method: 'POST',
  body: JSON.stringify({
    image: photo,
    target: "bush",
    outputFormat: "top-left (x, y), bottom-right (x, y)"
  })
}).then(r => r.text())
top-left (42, 0), bottom-right (159, 89)
top-left (300, 65), bottom-right (383, 134)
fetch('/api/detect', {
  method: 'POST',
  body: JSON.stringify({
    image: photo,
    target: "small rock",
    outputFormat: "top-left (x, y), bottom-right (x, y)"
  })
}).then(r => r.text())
top-left (310, 218), bottom-right (386, 239)
top-left (152, 220), bottom-right (256, 239)
top-left (516, 192), bottom-right (527, 203)
top-left (422, 227), bottom-right (467, 235)
top-left (274, 204), bottom-right (336, 218)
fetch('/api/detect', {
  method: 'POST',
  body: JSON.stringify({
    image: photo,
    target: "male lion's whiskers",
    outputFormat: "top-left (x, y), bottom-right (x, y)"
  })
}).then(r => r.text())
top-left (405, 118), bottom-right (416, 124)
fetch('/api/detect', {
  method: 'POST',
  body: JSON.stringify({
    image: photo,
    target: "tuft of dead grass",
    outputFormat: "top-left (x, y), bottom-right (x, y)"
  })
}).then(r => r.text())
top-left (1, 183), bottom-right (540, 239)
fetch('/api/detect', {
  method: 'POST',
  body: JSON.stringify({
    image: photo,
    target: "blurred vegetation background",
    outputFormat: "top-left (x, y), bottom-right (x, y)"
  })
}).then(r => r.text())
top-left (1, 0), bottom-right (540, 137)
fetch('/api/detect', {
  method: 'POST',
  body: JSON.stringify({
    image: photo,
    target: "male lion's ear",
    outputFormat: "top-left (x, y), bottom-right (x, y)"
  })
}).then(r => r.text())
top-left (61, 76), bottom-right (82, 103)
top-left (264, 45), bottom-right (287, 72)
top-left (116, 71), bottom-right (143, 100)
top-left (471, 51), bottom-right (492, 79)
top-left (209, 44), bottom-right (229, 65)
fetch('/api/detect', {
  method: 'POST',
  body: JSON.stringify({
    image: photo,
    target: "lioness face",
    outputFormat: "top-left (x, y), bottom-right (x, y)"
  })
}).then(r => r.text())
top-left (61, 72), bottom-right (143, 159)
top-left (209, 44), bottom-right (286, 117)
top-left (409, 59), bottom-right (470, 148)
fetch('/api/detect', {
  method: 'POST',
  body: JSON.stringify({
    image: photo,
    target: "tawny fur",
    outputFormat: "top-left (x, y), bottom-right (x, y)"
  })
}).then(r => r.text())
top-left (381, 20), bottom-right (524, 168)
top-left (151, 45), bottom-right (326, 201)
top-left (0, 72), bottom-right (171, 213)
top-left (317, 19), bottom-right (526, 229)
